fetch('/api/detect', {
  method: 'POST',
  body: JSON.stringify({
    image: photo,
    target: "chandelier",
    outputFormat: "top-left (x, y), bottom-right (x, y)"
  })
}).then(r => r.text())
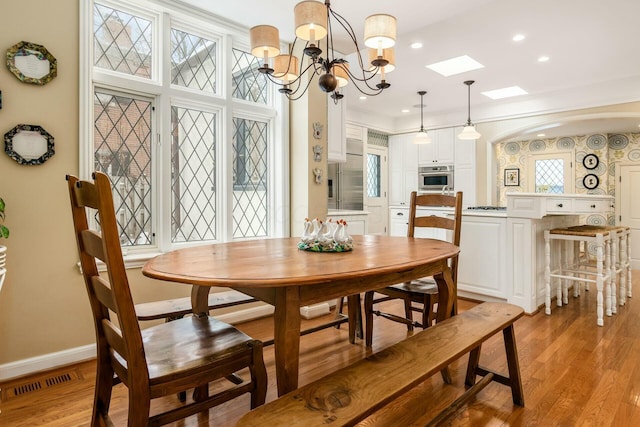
top-left (250, 0), bottom-right (397, 101)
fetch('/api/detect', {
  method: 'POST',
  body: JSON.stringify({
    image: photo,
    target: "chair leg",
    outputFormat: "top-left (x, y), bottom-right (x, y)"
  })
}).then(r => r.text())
top-left (403, 297), bottom-right (414, 332)
top-left (92, 354), bottom-right (114, 427)
top-left (128, 384), bottom-right (151, 427)
top-left (249, 341), bottom-right (268, 408)
top-left (364, 291), bottom-right (375, 347)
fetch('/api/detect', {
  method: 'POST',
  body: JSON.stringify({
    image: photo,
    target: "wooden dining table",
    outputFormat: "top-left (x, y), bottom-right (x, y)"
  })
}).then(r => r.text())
top-left (142, 234), bottom-right (459, 396)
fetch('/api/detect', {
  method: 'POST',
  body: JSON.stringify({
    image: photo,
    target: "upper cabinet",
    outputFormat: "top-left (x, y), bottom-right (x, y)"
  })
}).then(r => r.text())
top-left (389, 133), bottom-right (418, 206)
top-left (454, 126), bottom-right (477, 207)
top-left (418, 128), bottom-right (455, 165)
top-left (328, 97), bottom-right (346, 162)
top-left (345, 123), bottom-right (365, 141)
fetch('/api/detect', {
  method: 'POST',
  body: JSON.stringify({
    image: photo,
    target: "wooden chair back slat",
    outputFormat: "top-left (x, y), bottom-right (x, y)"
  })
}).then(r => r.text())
top-left (411, 216), bottom-right (456, 234)
top-left (80, 230), bottom-right (106, 262)
top-left (101, 319), bottom-right (127, 361)
top-left (90, 276), bottom-right (117, 313)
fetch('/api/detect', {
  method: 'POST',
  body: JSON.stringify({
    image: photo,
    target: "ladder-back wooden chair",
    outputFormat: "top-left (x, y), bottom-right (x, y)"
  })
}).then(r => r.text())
top-left (364, 191), bottom-right (463, 347)
top-left (66, 172), bottom-right (267, 426)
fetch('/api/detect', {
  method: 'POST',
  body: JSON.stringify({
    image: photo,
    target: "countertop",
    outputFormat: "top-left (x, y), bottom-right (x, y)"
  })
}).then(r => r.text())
top-left (327, 209), bottom-right (370, 216)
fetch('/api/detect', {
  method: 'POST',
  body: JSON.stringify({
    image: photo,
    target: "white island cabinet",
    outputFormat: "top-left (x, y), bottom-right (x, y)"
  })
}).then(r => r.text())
top-left (456, 211), bottom-right (509, 301)
top-left (448, 193), bottom-right (615, 313)
top-left (505, 193), bottom-right (614, 313)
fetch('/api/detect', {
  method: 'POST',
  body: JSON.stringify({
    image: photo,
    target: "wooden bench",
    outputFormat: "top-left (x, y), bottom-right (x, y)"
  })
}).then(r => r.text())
top-left (135, 289), bottom-right (258, 321)
top-left (237, 302), bottom-right (525, 427)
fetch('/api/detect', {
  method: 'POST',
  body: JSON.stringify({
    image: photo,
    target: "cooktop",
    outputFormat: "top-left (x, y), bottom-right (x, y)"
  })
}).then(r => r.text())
top-left (466, 206), bottom-right (507, 210)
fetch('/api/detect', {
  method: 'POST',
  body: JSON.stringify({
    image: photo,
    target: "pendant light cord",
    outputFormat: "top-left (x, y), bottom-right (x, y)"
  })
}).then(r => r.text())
top-left (418, 90), bottom-right (426, 132)
top-left (464, 80), bottom-right (474, 126)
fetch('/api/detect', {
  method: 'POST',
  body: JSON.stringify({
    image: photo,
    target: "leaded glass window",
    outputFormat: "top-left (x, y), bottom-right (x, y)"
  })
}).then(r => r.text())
top-left (367, 153), bottom-right (381, 197)
top-left (232, 48), bottom-right (268, 104)
top-left (94, 4), bottom-right (152, 78)
top-left (171, 107), bottom-right (217, 242)
top-left (232, 118), bottom-right (268, 238)
top-left (171, 29), bottom-right (217, 93)
top-left (94, 91), bottom-right (153, 246)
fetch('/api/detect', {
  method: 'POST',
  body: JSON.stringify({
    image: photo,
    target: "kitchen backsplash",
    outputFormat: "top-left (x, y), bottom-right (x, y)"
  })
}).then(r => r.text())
top-left (496, 132), bottom-right (640, 225)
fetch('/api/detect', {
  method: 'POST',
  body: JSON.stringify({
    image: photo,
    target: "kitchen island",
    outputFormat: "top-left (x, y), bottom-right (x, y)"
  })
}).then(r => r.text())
top-left (391, 193), bottom-right (614, 314)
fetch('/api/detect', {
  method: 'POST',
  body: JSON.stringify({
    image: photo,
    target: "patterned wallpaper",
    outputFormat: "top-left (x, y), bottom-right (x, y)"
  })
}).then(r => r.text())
top-left (496, 132), bottom-right (640, 225)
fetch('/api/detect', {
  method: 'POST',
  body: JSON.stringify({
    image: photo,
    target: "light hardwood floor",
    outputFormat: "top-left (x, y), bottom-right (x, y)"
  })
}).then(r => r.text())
top-left (1, 273), bottom-right (638, 426)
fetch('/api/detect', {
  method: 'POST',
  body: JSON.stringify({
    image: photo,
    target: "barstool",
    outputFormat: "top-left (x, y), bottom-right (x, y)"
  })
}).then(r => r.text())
top-left (568, 225), bottom-right (631, 307)
top-left (544, 227), bottom-right (613, 326)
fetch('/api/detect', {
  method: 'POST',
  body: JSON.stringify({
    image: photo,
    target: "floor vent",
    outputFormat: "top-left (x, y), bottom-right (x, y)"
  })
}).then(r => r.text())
top-left (2, 369), bottom-right (80, 401)
top-left (14, 381), bottom-right (42, 396)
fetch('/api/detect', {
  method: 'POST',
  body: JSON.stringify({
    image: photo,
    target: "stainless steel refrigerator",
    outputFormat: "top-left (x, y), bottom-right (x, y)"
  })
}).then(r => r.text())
top-left (327, 139), bottom-right (364, 211)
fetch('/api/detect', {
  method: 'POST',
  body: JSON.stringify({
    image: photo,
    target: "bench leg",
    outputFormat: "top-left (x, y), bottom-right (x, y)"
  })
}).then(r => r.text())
top-left (503, 324), bottom-right (524, 406)
top-left (465, 345), bottom-right (482, 388)
top-left (465, 326), bottom-right (524, 407)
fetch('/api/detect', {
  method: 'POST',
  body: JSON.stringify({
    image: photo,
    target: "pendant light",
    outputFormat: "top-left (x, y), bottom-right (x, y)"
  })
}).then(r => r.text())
top-left (458, 80), bottom-right (481, 140)
top-left (413, 91), bottom-right (432, 144)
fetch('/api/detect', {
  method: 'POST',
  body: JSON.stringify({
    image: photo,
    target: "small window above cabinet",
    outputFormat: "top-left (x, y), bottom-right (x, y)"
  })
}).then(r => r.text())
top-left (328, 98), bottom-right (346, 162)
top-left (418, 127), bottom-right (454, 165)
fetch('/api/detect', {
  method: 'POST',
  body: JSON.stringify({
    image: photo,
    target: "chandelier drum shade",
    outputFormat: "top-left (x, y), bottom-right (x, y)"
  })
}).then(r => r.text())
top-left (458, 80), bottom-right (482, 140)
top-left (250, 0), bottom-right (397, 101)
top-left (413, 90), bottom-right (432, 144)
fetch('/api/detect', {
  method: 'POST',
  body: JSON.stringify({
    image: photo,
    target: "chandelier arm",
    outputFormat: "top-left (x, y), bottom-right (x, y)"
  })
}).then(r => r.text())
top-left (284, 73), bottom-right (318, 101)
top-left (340, 77), bottom-right (386, 97)
top-left (342, 64), bottom-right (381, 83)
top-left (328, 8), bottom-right (368, 72)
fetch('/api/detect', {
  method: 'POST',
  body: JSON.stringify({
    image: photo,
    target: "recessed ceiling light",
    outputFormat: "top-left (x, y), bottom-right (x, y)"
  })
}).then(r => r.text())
top-left (538, 56), bottom-right (550, 62)
top-left (359, 96), bottom-right (367, 100)
top-left (410, 42), bottom-right (423, 49)
top-left (401, 109), bottom-right (410, 113)
top-left (425, 55), bottom-right (484, 77)
top-left (537, 133), bottom-right (546, 137)
top-left (481, 86), bottom-right (528, 100)
top-left (512, 34), bottom-right (525, 42)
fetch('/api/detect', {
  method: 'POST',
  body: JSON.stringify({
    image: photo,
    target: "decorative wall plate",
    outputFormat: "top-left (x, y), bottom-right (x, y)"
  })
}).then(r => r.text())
top-left (4, 124), bottom-right (55, 165)
top-left (582, 153), bottom-right (599, 170)
top-left (6, 41), bottom-right (57, 85)
top-left (583, 173), bottom-right (599, 190)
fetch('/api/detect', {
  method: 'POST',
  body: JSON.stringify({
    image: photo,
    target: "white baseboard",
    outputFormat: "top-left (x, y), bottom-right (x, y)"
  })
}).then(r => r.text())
top-left (300, 303), bottom-right (331, 319)
top-left (0, 344), bottom-right (96, 381)
top-left (0, 301), bottom-right (337, 381)
top-left (214, 303), bottom-right (274, 324)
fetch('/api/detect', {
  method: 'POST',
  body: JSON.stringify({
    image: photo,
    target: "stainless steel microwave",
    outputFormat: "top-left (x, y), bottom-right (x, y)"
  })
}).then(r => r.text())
top-left (419, 165), bottom-right (454, 192)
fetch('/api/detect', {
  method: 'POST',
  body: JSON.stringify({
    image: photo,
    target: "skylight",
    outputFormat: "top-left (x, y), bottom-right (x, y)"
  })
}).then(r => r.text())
top-left (481, 86), bottom-right (528, 100)
top-left (425, 55), bottom-right (484, 77)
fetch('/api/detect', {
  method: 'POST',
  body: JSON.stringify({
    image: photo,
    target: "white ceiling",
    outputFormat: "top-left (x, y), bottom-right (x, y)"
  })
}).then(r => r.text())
top-left (178, 0), bottom-right (640, 140)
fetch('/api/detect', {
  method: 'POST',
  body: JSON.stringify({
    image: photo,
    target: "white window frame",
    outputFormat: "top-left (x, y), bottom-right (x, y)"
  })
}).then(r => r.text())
top-left (79, 0), bottom-right (289, 266)
top-left (526, 151), bottom-right (575, 194)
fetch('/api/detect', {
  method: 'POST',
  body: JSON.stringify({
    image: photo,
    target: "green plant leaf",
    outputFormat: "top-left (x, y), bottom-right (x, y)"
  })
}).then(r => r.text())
top-left (0, 225), bottom-right (8, 239)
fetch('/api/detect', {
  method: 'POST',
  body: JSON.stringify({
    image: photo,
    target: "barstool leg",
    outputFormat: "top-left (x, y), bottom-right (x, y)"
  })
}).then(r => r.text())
top-left (605, 232), bottom-right (612, 317)
top-left (545, 230), bottom-right (552, 315)
top-left (610, 231), bottom-right (617, 314)
top-left (596, 233), bottom-right (604, 326)
top-left (627, 229), bottom-right (632, 298)
top-left (620, 231), bottom-right (627, 305)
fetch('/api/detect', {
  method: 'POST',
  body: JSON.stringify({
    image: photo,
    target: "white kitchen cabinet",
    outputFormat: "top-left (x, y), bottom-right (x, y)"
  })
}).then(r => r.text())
top-left (327, 96), bottom-right (346, 162)
top-left (345, 123), bottom-right (365, 141)
top-left (418, 127), bottom-right (455, 165)
top-left (389, 208), bottom-right (409, 236)
top-left (389, 133), bottom-right (418, 206)
top-left (454, 126), bottom-right (477, 207)
top-left (456, 213), bottom-right (508, 300)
